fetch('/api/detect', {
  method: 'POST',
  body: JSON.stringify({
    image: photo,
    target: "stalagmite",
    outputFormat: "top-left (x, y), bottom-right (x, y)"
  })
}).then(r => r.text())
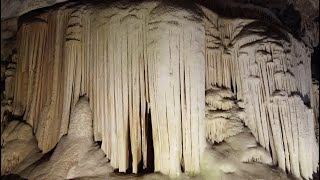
top-left (25, 97), bottom-right (113, 180)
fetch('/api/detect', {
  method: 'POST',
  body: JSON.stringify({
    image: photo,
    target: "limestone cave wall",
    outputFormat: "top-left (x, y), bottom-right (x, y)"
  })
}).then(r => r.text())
top-left (1, 0), bottom-right (319, 179)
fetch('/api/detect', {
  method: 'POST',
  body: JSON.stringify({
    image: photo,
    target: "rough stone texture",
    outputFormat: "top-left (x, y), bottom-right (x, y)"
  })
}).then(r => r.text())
top-left (1, 17), bottom-right (17, 61)
top-left (23, 97), bottom-right (113, 180)
top-left (199, 0), bottom-right (319, 48)
top-left (1, 120), bottom-right (42, 176)
top-left (1, 100), bottom-right (13, 133)
top-left (1, 18), bottom-right (17, 133)
top-left (201, 128), bottom-right (288, 180)
top-left (1, 0), bottom-right (68, 20)
top-left (2, 0), bottom-right (318, 48)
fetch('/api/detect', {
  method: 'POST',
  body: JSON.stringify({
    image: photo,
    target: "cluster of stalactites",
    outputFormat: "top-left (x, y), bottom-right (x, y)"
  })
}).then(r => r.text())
top-left (14, 10), bottom-right (73, 152)
top-left (268, 93), bottom-right (318, 179)
top-left (203, 6), bottom-right (319, 179)
top-left (240, 40), bottom-right (318, 179)
top-left (12, 2), bottom-right (319, 179)
top-left (13, 2), bottom-right (205, 177)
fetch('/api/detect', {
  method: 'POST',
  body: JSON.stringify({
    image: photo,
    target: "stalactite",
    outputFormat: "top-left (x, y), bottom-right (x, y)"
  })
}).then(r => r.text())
top-left (247, 35), bottom-right (316, 180)
top-left (90, 4), bottom-right (152, 172)
top-left (267, 93), bottom-right (319, 178)
top-left (235, 36), bottom-right (318, 179)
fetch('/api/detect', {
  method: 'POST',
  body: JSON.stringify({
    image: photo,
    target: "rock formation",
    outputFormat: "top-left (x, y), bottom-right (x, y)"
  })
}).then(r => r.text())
top-left (205, 86), bottom-right (245, 143)
top-left (0, 0), bottom-right (319, 179)
top-left (201, 128), bottom-right (288, 180)
top-left (21, 97), bottom-right (113, 180)
top-left (12, 2), bottom-right (207, 177)
top-left (1, 120), bottom-right (42, 176)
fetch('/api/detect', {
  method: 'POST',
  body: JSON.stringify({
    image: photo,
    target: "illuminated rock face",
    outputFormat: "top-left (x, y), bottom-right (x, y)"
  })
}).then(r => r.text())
top-left (202, 6), bottom-right (319, 179)
top-left (1, 0), bottom-right (318, 179)
top-left (25, 97), bottom-right (112, 180)
top-left (12, 1), bottom-right (206, 177)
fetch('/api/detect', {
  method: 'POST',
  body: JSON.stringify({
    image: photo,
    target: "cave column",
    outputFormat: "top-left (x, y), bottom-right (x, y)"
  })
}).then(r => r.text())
top-left (147, 4), bottom-right (206, 177)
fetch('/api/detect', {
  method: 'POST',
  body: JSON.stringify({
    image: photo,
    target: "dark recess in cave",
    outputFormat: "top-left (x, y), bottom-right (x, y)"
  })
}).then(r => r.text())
top-left (97, 141), bottom-right (102, 147)
top-left (138, 107), bottom-right (155, 174)
top-left (311, 44), bottom-right (320, 81)
top-left (1, 174), bottom-right (27, 180)
top-left (144, 110), bottom-right (154, 173)
top-left (277, 4), bottom-right (302, 37)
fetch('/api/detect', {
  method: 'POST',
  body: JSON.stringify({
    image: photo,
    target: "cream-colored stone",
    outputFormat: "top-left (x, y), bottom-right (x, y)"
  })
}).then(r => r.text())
top-left (25, 97), bottom-right (113, 180)
top-left (201, 128), bottom-right (287, 180)
top-left (1, 121), bottom-right (41, 175)
top-left (3, 1), bottom-right (318, 179)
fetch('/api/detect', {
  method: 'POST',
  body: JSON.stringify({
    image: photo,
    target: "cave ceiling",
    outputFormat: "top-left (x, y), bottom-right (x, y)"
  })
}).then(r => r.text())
top-left (1, 0), bottom-right (319, 47)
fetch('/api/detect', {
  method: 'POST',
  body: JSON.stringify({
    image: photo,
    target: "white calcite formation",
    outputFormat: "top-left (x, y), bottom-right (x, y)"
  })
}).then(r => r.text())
top-left (6, 0), bottom-right (319, 179)
top-left (13, 2), bottom-right (205, 177)
top-left (205, 86), bottom-right (245, 143)
top-left (202, 5), bottom-right (319, 179)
